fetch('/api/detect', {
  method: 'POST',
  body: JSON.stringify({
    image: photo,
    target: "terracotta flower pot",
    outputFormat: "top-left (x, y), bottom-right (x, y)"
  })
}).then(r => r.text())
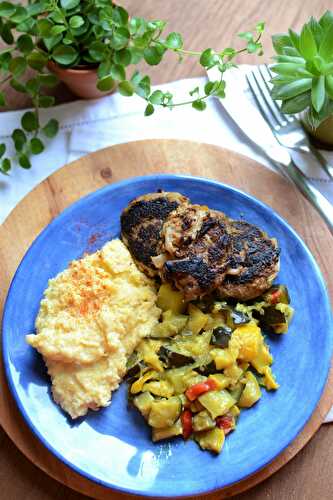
top-left (47, 61), bottom-right (116, 100)
top-left (301, 112), bottom-right (333, 150)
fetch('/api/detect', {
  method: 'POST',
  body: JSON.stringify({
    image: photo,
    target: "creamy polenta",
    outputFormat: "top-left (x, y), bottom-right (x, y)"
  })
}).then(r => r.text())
top-left (26, 239), bottom-right (160, 418)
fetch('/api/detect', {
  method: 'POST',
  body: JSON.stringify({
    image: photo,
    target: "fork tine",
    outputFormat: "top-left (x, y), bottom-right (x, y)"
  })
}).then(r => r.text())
top-left (246, 72), bottom-right (281, 129)
top-left (252, 67), bottom-right (287, 127)
top-left (264, 64), bottom-right (295, 123)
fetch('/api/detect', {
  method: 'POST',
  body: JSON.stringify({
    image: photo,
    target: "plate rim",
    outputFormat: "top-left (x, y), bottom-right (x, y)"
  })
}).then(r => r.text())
top-left (2, 173), bottom-right (333, 497)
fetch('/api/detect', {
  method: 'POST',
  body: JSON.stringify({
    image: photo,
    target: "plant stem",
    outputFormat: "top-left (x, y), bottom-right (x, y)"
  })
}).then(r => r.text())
top-left (0, 75), bottom-right (11, 87)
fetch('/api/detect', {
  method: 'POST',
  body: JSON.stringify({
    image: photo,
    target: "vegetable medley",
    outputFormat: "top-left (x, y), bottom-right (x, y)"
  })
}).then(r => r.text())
top-left (126, 283), bottom-right (293, 454)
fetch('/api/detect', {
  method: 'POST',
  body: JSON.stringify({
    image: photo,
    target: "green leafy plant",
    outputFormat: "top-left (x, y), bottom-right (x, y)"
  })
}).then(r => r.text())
top-left (0, 0), bottom-right (264, 175)
top-left (271, 10), bottom-right (333, 129)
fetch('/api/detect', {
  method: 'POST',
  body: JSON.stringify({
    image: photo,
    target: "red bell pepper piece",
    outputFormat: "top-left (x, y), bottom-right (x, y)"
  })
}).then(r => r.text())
top-left (270, 290), bottom-right (281, 304)
top-left (181, 409), bottom-right (193, 439)
top-left (185, 378), bottom-right (218, 401)
top-left (216, 415), bottom-right (234, 435)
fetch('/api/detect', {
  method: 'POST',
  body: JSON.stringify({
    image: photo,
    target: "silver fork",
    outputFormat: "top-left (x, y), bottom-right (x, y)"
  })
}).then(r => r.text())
top-left (246, 65), bottom-right (333, 181)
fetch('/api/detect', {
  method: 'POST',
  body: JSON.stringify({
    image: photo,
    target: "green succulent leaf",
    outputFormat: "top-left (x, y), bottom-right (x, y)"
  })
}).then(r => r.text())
top-left (319, 10), bottom-right (333, 30)
top-left (325, 75), bottom-right (333, 99)
top-left (21, 111), bottom-right (38, 132)
top-left (144, 46), bottom-right (164, 65)
top-left (271, 62), bottom-right (306, 76)
top-left (30, 138), bottom-right (44, 155)
top-left (39, 96), bottom-right (55, 107)
top-left (43, 118), bottom-right (59, 138)
top-left (299, 24), bottom-right (317, 61)
top-left (27, 51), bottom-right (48, 71)
top-left (113, 48), bottom-right (132, 66)
top-left (280, 91), bottom-right (311, 113)
top-left (271, 78), bottom-right (312, 99)
top-left (1, 22), bottom-right (14, 44)
top-left (39, 74), bottom-right (58, 87)
top-left (37, 18), bottom-right (53, 37)
top-left (318, 23), bottom-right (333, 61)
top-left (272, 34), bottom-right (292, 55)
top-left (110, 27), bottom-right (130, 50)
top-left (69, 15), bottom-right (84, 29)
top-left (274, 55), bottom-right (305, 64)
top-left (112, 6), bottom-right (129, 26)
top-left (52, 45), bottom-right (78, 65)
top-left (308, 16), bottom-right (323, 48)
top-left (110, 64), bottom-right (126, 81)
top-left (10, 78), bottom-right (27, 93)
top-left (200, 48), bottom-right (220, 68)
top-left (311, 75), bottom-right (326, 112)
top-left (43, 35), bottom-right (63, 51)
top-left (165, 32), bottom-right (183, 50)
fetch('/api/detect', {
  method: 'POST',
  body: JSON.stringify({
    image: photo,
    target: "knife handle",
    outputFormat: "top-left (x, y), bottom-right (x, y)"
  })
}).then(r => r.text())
top-left (275, 159), bottom-right (333, 234)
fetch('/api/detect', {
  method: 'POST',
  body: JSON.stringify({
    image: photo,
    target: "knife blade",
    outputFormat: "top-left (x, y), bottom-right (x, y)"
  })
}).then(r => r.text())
top-left (208, 67), bottom-right (333, 234)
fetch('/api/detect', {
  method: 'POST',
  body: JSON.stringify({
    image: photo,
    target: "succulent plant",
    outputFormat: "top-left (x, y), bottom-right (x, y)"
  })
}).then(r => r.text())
top-left (271, 10), bottom-right (333, 128)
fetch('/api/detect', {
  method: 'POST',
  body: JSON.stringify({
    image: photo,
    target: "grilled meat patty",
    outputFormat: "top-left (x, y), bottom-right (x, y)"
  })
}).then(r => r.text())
top-left (121, 192), bottom-right (280, 301)
top-left (120, 192), bottom-right (189, 277)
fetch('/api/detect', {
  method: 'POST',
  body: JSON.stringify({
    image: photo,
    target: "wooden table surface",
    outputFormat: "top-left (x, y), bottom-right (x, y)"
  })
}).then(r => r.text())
top-left (1, 1), bottom-right (333, 499)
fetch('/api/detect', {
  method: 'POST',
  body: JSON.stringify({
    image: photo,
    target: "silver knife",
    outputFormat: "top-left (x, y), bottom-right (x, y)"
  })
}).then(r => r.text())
top-left (208, 67), bottom-right (333, 234)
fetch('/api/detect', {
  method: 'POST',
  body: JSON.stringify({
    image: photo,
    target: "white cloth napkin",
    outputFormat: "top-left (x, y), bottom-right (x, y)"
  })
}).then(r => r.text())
top-left (0, 66), bottom-right (332, 422)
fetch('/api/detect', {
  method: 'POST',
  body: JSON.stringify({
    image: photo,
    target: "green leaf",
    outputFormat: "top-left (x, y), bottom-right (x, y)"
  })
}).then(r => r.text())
top-left (200, 48), bottom-right (219, 68)
top-left (192, 100), bottom-right (207, 111)
top-left (128, 47), bottom-right (144, 64)
top-left (274, 55), bottom-right (305, 64)
top-left (118, 80), bottom-right (134, 96)
top-left (60, 0), bottom-right (80, 9)
top-left (0, 143), bottom-right (6, 157)
top-left (308, 16), bottom-right (323, 48)
top-left (149, 90), bottom-right (164, 105)
top-left (271, 78), bottom-right (312, 99)
top-left (110, 27), bottom-right (130, 50)
top-left (10, 78), bottom-right (27, 93)
top-left (271, 63), bottom-right (307, 76)
top-left (97, 60), bottom-right (112, 79)
top-left (144, 103), bottom-right (154, 116)
top-left (165, 32), bottom-right (183, 50)
top-left (143, 46), bottom-right (163, 66)
top-left (50, 25), bottom-right (66, 36)
top-left (49, 11), bottom-right (65, 24)
top-left (204, 81), bottom-right (219, 95)
top-left (325, 75), bottom-right (333, 100)
top-left (69, 15), bottom-right (84, 29)
top-left (299, 24), bottom-right (317, 61)
top-left (0, 2), bottom-right (16, 17)
top-left (42, 118), bottom-right (59, 138)
top-left (18, 153), bottom-right (31, 169)
top-left (26, 2), bottom-right (45, 17)
top-left (12, 128), bottom-right (27, 151)
top-left (136, 75), bottom-right (151, 98)
top-left (318, 23), bottom-right (333, 61)
top-left (9, 57), bottom-right (27, 78)
top-left (284, 45), bottom-right (300, 57)
top-left (311, 75), bottom-right (326, 112)
top-left (114, 48), bottom-right (132, 67)
top-left (89, 41), bottom-right (106, 62)
top-left (238, 31), bottom-right (253, 42)
top-left (109, 64), bottom-right (125, 81)
top-left (26, 77), bottom-right (40, 95)
top-left (30, 138), bottom-right (44, 155)
top-left (96, 76), bottom-right (115, 92)
top-left (16, 17), bottom-right (36, 34)
top-left (1, 22), bottom-right (14, 44)
top-left (280, 91), bottom-right (311, 114)
top-left (27, 51), bottom-right (48, 71)
top-left (189, 86), bottom-right (199, 96)
top-left (319, 10), bottom-right (333, 30)
top-left (112, 6), bottom-right (129, 26)
top-left (256, 21), bottom-right (265, 33)
top-left (0, 91), bottom-right (4, 106)
top-left (43, 35), bottom-right (63, 51)
top-left (37, 19), bottom-right (53, 37)
top-left (1, 158), bottom-right (11, 174)
top-left (52, 45), bottom-right (78, 65)
top-left (17, 34), bottom-right (33, 55)
top-left (21, 111), bottom-right (38, 132)
top-left (39, 74), bottom-right (58, 87)
top-left (272, 33), bottom-right (292, 55)
top-left (10, 6), bottom-right (28, 23)
top-left (39, 96), bottom-right (55, 107)
top-left (247, 41), bottom-right (259, 53)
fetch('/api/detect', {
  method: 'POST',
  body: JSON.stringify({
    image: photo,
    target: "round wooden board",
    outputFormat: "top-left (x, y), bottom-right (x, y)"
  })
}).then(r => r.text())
top-left (0, 139), bottom-right (332, 500)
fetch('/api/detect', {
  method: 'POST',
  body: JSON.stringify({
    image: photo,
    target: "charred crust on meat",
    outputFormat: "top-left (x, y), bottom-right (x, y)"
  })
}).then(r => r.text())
top-left (164, 257), bottom-right (216, 290)
top-left (121, 197), bottom-right (179, 234)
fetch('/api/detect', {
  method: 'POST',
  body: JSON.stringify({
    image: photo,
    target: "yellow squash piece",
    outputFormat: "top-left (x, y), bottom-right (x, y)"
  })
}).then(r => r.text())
top-left (238, 371), bottom-right (262, 408)
top-left (211, 348), bottom-right (234, 369)
top-left (263, 366), bottom-right (279, 390)
top-left (131, 370), bottom-right (158, 394)
top-left (133, 392), bottom-right (154, 418)
top-left (143, 380), bottom-right (174, 398)
top-left (194, 427), bottom-right (225, 454)
top-left (148, 396), bottom-right (181, 428)
top-left (157, 284), bottom-right (185, 314)
top-left (199, 390), bottom-right (236, 419)
top-left (187, 304), bottom-right (208, 335)
top-left (230, 323), bottom-right (263, 362)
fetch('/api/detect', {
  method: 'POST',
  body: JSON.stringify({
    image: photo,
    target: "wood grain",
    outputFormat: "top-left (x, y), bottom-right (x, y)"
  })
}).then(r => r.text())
top-left (0, 139), bottom-right (333, 500)
top-left (1, 0), bottom-right (333, 110)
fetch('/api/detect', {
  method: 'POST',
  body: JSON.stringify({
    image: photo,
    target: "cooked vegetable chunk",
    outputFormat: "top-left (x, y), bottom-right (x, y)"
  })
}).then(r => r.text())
top-left (198, 390), bottom-right (236, 419)
top-left (157, 283), bottom-right (186, 314)
top-left (194, 427), bottom-right (225, 454)
top-left (148, 396), bottom-right (182, 428)
top-left (238, 372), bottom-right (261, 408)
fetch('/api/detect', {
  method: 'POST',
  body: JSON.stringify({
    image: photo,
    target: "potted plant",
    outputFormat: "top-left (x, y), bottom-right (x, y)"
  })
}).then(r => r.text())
top-left (0, 0), bottom-right (264, 173)
top-left (271, 10), bottom-right (333, 149)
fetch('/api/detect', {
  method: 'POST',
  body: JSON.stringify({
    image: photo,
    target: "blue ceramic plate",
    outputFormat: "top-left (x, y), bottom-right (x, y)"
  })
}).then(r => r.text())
top-left (2, 174), bottom-right (333, 497)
